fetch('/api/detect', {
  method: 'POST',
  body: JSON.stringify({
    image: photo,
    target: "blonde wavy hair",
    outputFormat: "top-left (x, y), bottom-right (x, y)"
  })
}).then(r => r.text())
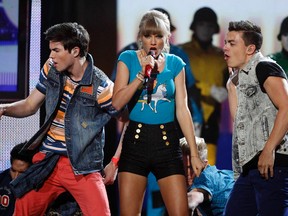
top-left (179, 137), bottom-right (208, 162)
top-left (137, 10), bottom-right (171, 53)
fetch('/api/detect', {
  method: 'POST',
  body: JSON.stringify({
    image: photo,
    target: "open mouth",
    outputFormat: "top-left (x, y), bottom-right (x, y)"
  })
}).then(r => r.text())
top-left (149, 48), bottom-right (157, 57)
top-left (224, 54), bottom-right (230, 61)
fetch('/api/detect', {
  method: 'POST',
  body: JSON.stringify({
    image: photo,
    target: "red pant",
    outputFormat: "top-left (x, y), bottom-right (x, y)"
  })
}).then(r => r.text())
top-left (14, 152), bottom-right (110, 216)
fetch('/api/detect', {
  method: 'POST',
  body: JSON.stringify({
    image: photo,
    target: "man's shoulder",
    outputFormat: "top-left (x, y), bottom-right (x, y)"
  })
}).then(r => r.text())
top-left (0, 168), bottom-right (10, 175)
top-left (92, 65), bottom-right (109, 81)
top-left (0, 169), bottom-right (11, 183)
top-left (204, 165), bottom-right (234, 179)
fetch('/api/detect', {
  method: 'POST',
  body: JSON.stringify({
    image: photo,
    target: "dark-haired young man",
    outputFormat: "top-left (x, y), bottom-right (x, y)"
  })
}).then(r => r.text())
top-left (0, 22), bottom-right (125, 216)
top-left (224, 20), bottom-right (288, 216)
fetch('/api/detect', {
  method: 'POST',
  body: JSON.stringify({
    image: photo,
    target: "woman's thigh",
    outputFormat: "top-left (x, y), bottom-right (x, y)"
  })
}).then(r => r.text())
top-left (118, 172), bottom-right (147, 215)
top-left (158, 174), bottom-right (189, 216)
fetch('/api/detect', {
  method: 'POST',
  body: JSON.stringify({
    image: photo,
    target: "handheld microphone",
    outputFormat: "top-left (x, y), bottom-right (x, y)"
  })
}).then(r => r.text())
top-left (144, 50), bottom-right (155, 78)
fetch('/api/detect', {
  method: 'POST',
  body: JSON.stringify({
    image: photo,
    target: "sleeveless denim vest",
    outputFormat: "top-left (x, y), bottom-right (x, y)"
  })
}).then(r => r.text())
top-left (232, 52), bottom-right (288, 177)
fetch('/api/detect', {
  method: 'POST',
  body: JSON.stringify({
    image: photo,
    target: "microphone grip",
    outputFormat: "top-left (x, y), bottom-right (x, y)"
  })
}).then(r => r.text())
top-left (148, 50), bottom-right (155, 57)
top-left (145, 65), bottom-right (152, 78)
top-left (144, 50), bottom-right (155, 78)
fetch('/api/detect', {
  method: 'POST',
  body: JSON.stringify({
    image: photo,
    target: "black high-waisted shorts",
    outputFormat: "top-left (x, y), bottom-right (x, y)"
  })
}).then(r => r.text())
top-left (118, 120), bottom-right (185, 180)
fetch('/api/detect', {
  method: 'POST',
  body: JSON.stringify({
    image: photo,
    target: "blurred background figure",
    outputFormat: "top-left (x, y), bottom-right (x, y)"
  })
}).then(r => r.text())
top-left (179, 7), bottom-right (228, 165)
top-left (268, 16), bottom-right (288, 75)
top-left (0, 142), bottom-right (32, 216)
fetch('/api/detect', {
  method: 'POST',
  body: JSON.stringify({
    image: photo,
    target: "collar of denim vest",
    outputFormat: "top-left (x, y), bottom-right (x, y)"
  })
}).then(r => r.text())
top-left (240, 51), bottom-right (263, 74)
top-left (78, 53), bottom-right (94, 86)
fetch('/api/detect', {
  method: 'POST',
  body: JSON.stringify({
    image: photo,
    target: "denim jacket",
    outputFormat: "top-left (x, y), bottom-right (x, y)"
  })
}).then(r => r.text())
top-left (232, 52), bottom-right (288, 177)
top-left (24, 54), bottom-right (119, 175)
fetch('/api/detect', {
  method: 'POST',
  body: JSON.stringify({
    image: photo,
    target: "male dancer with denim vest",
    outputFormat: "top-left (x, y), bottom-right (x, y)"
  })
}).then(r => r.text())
top-left (0, 22), bottom-right (124, 216)
top-left (223, 20), bottom-right (288, 216)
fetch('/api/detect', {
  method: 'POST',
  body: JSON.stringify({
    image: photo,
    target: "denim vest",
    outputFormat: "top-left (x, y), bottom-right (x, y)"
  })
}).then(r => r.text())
top-left (25, 54), bottom-right (113, 175)
top-left (232, 52), bottom-right (288, 176)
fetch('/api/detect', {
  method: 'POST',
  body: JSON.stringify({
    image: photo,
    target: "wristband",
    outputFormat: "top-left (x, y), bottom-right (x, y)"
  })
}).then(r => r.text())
top-left (111, 156), bottom-right (119, 167)
top-left (136, 72), bottom-right (145, 83)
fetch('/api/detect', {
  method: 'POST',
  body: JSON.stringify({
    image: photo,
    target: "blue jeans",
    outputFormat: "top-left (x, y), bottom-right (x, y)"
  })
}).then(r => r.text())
top-left (223, 167), bottom-right (288, 216)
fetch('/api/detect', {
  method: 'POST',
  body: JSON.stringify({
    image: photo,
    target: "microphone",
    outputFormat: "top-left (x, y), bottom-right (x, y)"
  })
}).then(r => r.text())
top-left (144, 50), bottom-right (155, 78)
